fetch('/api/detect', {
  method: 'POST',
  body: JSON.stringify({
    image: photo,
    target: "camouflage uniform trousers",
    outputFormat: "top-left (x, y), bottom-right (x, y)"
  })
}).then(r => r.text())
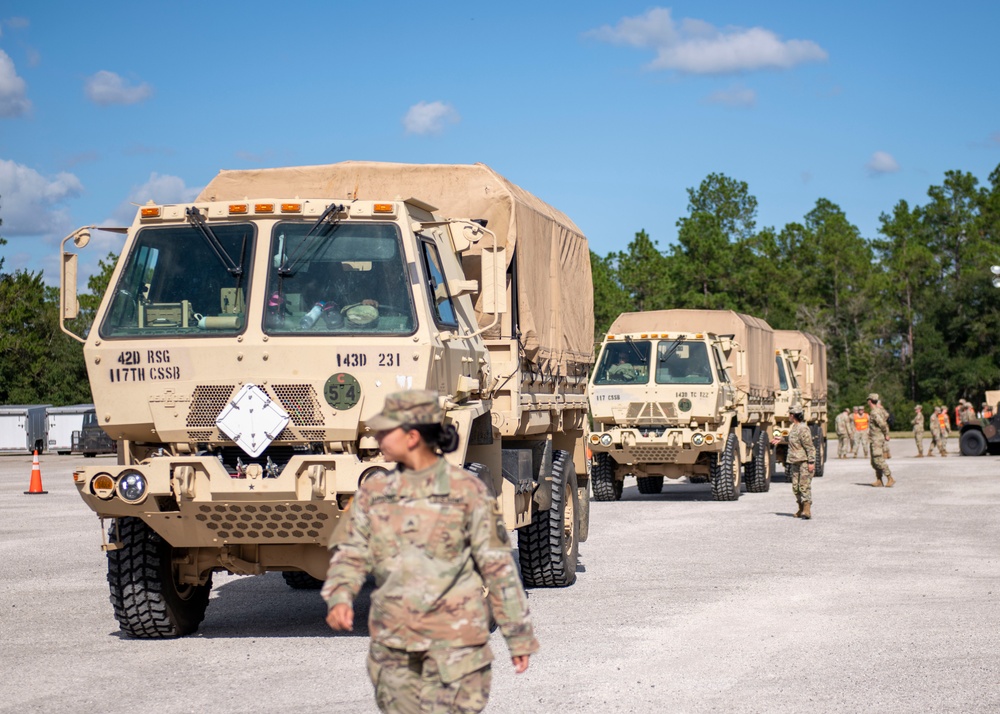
top-left (787, 461), bottom-right (813, 504)
top-left (367, 642), bottom-right (492, 714)
top-left (837, 433), bottom-right (851, 458)
top-left (870, 441), bottom-right (892, 481)
top-left (852, 430), bottom-right (869, 457)
top-left (913, 427), bottom-right (924, 456)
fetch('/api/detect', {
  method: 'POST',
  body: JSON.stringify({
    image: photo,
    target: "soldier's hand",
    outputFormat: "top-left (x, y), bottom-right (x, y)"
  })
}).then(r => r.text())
top-left (512, 655), bottom-right (530, 674)
top-left (807, 463), bottom-right (815, 472)
top-left (326, 603), bottom-right (354, 631)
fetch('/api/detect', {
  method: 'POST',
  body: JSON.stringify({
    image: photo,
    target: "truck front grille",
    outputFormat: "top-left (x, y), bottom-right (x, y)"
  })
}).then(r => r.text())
top-left (194, 502), bottom-right (331, 541)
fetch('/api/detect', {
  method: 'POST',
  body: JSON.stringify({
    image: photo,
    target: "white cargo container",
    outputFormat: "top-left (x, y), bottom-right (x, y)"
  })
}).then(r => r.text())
top-left (0, 405), bottom-right (51, 453)
top-left (46, 404), bottom-right (96, 454)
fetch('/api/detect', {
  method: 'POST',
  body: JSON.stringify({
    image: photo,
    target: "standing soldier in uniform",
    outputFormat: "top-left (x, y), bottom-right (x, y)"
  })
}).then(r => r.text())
top-left (774, 403), bottom-right (815, 519)
top-left (835, 407), bottom-right (852, 459)
top-left (937, 405), bottom-right (951, 456)
top-left (868, 393), bottom-right (894, 487)
top-left (912, 405), bottom-right (925, 457)
top-left (851, 405), bottom-right (869, 458)
top-left (928, 406), bottom-right (942, 456)
top-left (323, 390), bottom-right (538, 713)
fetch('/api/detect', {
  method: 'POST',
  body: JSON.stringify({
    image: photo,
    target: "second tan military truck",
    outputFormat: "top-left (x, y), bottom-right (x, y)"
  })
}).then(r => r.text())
top-left (772, 330), bottom-right (828, 476)
top-left (60, 161), bottom-right (594, 637)
top-left (587, 309), bottom-right (777, 501)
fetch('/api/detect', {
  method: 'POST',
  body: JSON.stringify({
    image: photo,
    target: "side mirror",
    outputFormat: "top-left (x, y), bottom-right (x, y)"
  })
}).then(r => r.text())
top-left (59, 226), bottom-right (94, 343)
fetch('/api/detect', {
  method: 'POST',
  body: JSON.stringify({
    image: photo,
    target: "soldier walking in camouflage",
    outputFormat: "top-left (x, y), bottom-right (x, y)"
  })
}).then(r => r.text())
top-left (935, 405), bottom-right (950, 456)
top-left (851, 406), bottom-right (869, 458)
top-left (835, 408), bottom-right (852, 459)
top-left (867, 393), bottom-right (894, 487)
top-left (774, 403), bottom-right (815, 519)
top-left (928, 406), bottom-right (942, 456)
top-left (323, 390), bottom-right (538, 713)
top-left (912, 405), bottom-right (925, 457)
top-left (874, 398), bottom-right (892, 459)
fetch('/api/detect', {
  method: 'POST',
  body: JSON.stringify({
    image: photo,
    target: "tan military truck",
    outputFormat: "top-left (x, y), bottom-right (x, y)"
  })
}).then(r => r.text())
top-left (772, 330), bottom-right (828, 476)
top-left (60, 161), bottom-right (594, 637)
top-left (587, 309), bottom-right (776, 502)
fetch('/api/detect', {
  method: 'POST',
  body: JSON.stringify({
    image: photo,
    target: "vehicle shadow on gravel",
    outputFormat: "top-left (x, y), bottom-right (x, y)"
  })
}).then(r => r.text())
top-left (190, 573), bottom-right (374, 639)
top-left (618, 485), bottom-right (717, 502)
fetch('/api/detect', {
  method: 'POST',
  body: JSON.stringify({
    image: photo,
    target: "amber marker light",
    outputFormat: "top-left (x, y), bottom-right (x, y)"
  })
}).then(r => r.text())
top-left (140, 206), bottom-right (161, 218)
top-left (92, 473), bottom-right (116, 500)
top-left (228, 203), bottom-right (248, 215)
top-left (255, 203), bottom-right (275, 213)
top-left (281, 203), bottom-right (302, 213)
top-left (373, 203), bottom-right (394, 213)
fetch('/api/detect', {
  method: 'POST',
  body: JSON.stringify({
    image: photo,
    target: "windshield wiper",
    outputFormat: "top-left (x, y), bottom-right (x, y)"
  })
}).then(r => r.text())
top-left (278, 203), bottom-right (345, 277)
top-left (624, 335), bottom-right (648, 363)
top-left (185, 207), bottom-right (243, 277)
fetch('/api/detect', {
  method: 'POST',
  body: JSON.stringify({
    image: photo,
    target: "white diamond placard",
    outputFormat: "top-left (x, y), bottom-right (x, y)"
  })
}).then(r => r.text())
top-left (215, 384), bottom-right (290, 458)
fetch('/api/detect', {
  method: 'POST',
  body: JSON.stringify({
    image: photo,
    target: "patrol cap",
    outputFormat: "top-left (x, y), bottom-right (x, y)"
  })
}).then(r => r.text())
top-left (789, 402), bottom-right (805, 416)
top-left (367, 389), bottom-right (443, 432)
top-left (867, 393), bottom-right (880, 403)
top-left (915, 404), bottom-right (922, 410)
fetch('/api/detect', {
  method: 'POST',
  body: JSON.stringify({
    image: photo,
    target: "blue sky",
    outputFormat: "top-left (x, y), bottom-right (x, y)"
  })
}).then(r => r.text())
top-left (1, 1), bottom-right (998, 285)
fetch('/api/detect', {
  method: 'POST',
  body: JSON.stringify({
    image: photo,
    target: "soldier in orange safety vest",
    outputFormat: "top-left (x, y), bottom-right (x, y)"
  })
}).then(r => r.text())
top-left (851, 406), bottom-right (869, 458)
top-left (936, 406), bottom-right (950, 456)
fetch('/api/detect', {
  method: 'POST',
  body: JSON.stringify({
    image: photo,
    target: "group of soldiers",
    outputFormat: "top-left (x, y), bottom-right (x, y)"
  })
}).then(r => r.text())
top-left (833, 400), bottom-right (892, 460)
top-left (911, 404), bottom-right (954, 457)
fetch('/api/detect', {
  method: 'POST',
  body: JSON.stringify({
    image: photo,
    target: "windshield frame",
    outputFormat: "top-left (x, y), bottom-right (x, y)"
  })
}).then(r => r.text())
top-left (98, 222), bottom-right (256, 340)
top-left (261, 219), bottom-right (418, 337)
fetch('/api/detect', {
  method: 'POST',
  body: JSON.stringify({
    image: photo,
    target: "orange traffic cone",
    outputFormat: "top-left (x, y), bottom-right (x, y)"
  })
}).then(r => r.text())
top-left (24, 450), bottom-right (48, 495)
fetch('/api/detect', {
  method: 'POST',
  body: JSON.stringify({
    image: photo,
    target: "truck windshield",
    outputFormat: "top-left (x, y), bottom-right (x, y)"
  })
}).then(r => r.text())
top-left (264, 222), bottom-right (416, 335)
top-left (593, 341), bottom-right (651, 385)
top-left (655, 341), bottom-right (713, 384)
top-left (101, 224), bottom-right (254, 338)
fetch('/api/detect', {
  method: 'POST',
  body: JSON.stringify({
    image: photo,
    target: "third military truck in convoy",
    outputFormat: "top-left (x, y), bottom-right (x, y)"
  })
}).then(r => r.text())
top-left (772, 330), bottom-right (829, 476)
top-left (60, 161), bottom-right (594, 637)
top-left (588, 309), bottom-right (777, 502)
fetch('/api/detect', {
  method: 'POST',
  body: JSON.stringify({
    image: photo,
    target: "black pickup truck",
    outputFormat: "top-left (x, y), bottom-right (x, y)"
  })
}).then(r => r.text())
top-left (72, 409), bottom-right (117, 457)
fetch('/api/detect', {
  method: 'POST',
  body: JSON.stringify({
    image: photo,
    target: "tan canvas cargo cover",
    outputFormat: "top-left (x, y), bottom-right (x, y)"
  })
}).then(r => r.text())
top-left (197, 161), bottom-right (594, 374)
top-left (774, 330), bottom-right (828, 400)
top-left (608, 309), bottom-right (775, 396)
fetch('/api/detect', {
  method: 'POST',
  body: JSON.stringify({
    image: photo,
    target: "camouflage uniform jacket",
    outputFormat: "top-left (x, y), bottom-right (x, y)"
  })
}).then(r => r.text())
top-left (786, 422), bottom-right (816, 464)
top-left (869, 408), bottom-right (891, 445)
top-left (322, 458), bottom-right (539, 657)
top-left (835, 412), bottom-right (850, 436)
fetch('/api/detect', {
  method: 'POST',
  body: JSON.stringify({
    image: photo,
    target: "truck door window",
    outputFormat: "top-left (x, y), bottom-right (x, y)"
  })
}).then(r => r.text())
top-left (655, 341), bottom-right (713, 385)
top-left (418, 239), bottom-right (458, 327)
top-left (775, 355), bottom-right (789, 391)
top-left (593, 340), bottom-right (650, 385)
top-left (264, 222), bottom-right (416, 335)
top-left (100, 224), bottom-right (254, 338)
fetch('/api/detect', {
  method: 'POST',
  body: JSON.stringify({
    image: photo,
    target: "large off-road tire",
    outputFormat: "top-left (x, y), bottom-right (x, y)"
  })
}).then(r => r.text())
top-left (744, 430), bottom-right (773, 493)
top-left (518, 450), bottom-right (578, 587)
top-left (591, 452), bottom-right (622, 502)
top-left (107, 517), bottom-right (213, 638)
top-left (710, 434), bottom-right (741, 501)
top-left (282, 571), bottom-right (324, 589)
top-left (636, 476), bottom-right (664, 494)
top-left (960, 429), bottom-right (987, 456)
top-left (813, 432), bottom-right (826, 477)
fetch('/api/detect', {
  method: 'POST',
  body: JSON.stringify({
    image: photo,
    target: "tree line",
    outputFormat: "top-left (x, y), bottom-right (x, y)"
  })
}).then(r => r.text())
top-left (3, 165), bottom-right (1000, 421)
top-left (592, 165), bottom-right (1000, 422)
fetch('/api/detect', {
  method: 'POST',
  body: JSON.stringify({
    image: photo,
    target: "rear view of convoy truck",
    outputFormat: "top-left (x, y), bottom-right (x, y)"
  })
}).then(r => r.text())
top-left (60, 161), bottom-right (594, 637)
top-left (587, 309), bottom-right (777, 502)
top-left (772, 330), bottom-right (829, 476)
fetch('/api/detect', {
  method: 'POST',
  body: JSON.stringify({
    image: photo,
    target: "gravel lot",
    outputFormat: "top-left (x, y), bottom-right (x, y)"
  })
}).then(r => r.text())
top-left (2, 441), bottom-right (999, 713)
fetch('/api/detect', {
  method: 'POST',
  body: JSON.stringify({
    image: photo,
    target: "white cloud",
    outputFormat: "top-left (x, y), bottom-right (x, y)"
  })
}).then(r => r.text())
top-left (704, 85), bottom-right (757, 107)
top-left (0, 50), bottom-right (31, 117)
top-left (5, 17), bottom-right (30, 30)
top-left (0, 159), bottom-right (83, 235)
top-left (588, 8), bottom-right (828, 75)
top-left (403, 101), bottom-right (460, 136)
top-left (108, 172), bottom-right (201, 225)
top-left (866, 151), bottom-right (900, 176)
top-left (84, 70), bottom-right (152, 106)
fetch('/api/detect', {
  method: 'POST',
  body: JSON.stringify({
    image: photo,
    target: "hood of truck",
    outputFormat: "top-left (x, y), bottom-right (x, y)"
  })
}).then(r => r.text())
top-left (588, 382), bottom-right (724, 426)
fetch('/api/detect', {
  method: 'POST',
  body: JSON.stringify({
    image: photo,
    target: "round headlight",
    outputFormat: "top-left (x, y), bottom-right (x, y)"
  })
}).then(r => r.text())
top-left (589, 433), bottom-right (600, 444)
top-left (692, 433), bottom-right (705, 446)
top-left (781, 429), bottom-right (789, 437)
top-left (116, 470), bottom-right (147, 504)
top-left (91, 472), bottom-right (115, 500)
top-left (772, 428), bottom-right (782, 437)
top-left (359, 466), bottom-right (390, 486)
top-left (704, 434), bottom-right (716, 445)
top-left (599, 433), bottom-right (613, 447)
